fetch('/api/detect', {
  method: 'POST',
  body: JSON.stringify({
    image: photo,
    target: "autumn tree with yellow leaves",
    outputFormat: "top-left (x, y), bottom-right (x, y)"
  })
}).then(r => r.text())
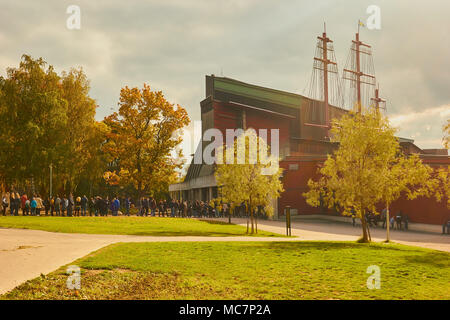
top-left (304, 108), bottom-right (433, 243)
top-left (214, 129), bottom-right (283, 234)
top-left (103, 84), bottom-right (190, 198)
top-left (434, 121), bottom-right (450, 209)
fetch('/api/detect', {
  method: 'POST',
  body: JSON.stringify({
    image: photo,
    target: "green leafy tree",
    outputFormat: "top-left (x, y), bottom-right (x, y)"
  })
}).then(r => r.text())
top-left (378, 154), bottom-right (433, 241)
top-left (0, 55), bottom-right (67, 192)
top-left (59, 68), bottom-right (101, 194)
top-left (304, 108), bottom-right (433, 243)
top-left (215, 129), bottom-right (283, 234)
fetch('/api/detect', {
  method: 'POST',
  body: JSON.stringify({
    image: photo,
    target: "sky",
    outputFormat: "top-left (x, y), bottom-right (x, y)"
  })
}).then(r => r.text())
top-left (0, 0), bottom-right (449, 156)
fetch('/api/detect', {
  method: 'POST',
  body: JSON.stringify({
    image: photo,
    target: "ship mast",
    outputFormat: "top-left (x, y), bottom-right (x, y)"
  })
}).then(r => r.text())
top-left (371, 84), bottom-right (386, 114)
top-left (304, 23), bottom-right (341, 137)
top-left (342, 20), bottom-right (377, 113)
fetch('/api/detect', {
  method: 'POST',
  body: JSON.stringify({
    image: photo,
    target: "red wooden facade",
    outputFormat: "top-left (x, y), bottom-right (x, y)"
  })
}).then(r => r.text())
top-left (172, 75), bottom-right (449, 226)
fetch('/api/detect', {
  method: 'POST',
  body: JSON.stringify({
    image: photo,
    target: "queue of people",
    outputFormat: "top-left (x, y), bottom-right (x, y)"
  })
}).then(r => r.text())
top-left (1, 192), bottom-right (123, 217)
top-left (136, 198), bottom-right (228, 218)
top-left (1, 192), bottom-right (252, 219)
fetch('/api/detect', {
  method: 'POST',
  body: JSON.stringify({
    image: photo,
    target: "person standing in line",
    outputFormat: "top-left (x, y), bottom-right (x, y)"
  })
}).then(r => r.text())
top-left (1, 193), bottom-right (8, 216)
top-left (67, 194), bottom-right (74, 217)
top-left (21, 193), bottom-right (27, 216)
top-left (61, 196), bottom-right (67, 216)
top-left (103, 197), bottom-right (109, 216)
top-left (24, 198), bottom-right (30, 215)
top-left (50, 196), bottom-right (54, 216)
top-left (35, 195), bottom-right (43, 216)
top-left (75, 196), bottom-right (81, 216)
top-left (43, 197), bottom-right (50, 216)
top-left (30, 196), bottom-right (37, 216)
top-left (125, 197), bottom-right (131, 216)
top-left (112, 197), bottom-right (120, 216)
top-left (150, 197), bottom-right (156, 217)
top-left (88, 197), bottom-right (95, 216)
top-left (55, 196), bottom-right (61, 216)
top-left (169, 199), bottom-right (175, 217)
top-left (81, 195), bottom-right (88, 216)
top-left (94, 197), bottom-right (99, 216)
top-left (15, 193), bottom-right (20, 215)
top-left (9, 192), bottom-right (15, 216)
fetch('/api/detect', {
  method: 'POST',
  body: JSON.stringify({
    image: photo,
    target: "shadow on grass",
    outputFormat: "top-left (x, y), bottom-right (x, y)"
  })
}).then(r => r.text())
top-left (402, 251), bottom-right (450, 268)
top-left (129, 230), bottom-right (263, 237)
top-left (261, 241), bottom-right (426, 253)
top-left (198, 219), bottom-right (232, 225)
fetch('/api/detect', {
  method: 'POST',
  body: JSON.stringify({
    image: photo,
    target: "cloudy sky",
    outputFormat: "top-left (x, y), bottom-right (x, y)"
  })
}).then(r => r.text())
top-left (1, 0), bottom-right (449, 152)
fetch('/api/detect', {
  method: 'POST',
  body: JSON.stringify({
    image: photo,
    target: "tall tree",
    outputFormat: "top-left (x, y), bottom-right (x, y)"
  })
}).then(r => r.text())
top-left (443, 120), bottom-right (449, 149)
top-left (303, 108), bottom-right (433, 243)
top-left (215, 129), bottom-right (283, 234)
top-left (434, 121), bottom-right (450, 209)
top-left (0, 55), bottom-right (107, 196)
top-left (378, 154), bottom-right (433, 241)
top-left (0, 55), bottom-right (67, 192)
top-left (103, 84), bottom-right (190, 198)
top-left (59, 68), bottom-right (99, 193)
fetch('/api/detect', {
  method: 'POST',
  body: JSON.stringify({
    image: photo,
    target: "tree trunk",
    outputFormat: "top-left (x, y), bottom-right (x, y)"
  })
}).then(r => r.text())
top-left (360, 212), bottom-right (370, 243)
top-left (246, 217), bottom-right (249, 234)
top-left (386, 202), bottom-right (390, 242)
top-left (255, 210), bottom-right (258, 234)
top-left (250, 204), bottom-right (254, 234)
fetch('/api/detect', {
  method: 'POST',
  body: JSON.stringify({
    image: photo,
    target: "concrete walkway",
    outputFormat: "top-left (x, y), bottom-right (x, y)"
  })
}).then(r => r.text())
top-left (0, 218), bottom-right (448, 295)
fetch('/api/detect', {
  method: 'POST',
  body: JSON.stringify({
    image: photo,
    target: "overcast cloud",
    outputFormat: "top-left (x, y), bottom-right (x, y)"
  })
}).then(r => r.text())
top-left (0, 0), bottom-right (448, 152)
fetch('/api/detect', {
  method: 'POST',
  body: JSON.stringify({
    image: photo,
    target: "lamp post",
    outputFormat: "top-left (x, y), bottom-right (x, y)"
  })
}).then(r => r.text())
top-left (285, 206), bottom-right (291, 236)
top-left (49, 163), bottom-right (53, 199)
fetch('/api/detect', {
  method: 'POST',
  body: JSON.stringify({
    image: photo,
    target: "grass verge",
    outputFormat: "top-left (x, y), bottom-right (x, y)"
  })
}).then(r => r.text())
top-left (2, 241), bottom-right (449, 300)
top-left (0, 216), bottom-right (281, 237)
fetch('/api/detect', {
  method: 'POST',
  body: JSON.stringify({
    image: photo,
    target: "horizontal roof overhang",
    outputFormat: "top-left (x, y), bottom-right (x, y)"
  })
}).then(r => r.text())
top-left (228, 101), bottom-right (297, 119)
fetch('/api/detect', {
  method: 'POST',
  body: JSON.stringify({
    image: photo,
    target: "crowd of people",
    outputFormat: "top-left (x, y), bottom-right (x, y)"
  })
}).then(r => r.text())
top-left (350, 208), bottom-right (410, 231)
top-left (0, 192), bottom-right (265, 219)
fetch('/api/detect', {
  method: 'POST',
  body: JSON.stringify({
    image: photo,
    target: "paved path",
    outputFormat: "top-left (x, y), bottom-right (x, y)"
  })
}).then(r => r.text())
top-left (1, 218), bottom-right (448, 295)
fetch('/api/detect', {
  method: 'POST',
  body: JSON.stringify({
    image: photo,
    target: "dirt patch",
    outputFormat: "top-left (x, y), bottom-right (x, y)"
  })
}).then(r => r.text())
top-left (1, 245), bottom-right (42, 252)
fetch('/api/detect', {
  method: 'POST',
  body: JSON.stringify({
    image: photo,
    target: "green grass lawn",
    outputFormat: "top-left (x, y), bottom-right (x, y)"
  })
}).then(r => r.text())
top-left (0, 216), bottom-right (280, 237)
top-left (3, 241), bottom-right (449, 300)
